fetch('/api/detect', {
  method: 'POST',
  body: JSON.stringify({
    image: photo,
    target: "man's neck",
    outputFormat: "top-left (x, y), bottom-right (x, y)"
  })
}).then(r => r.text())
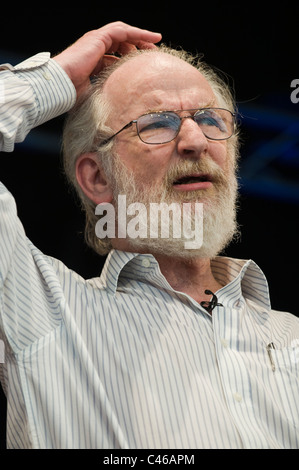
top-left (112, 240), bottom-right (224, 306)
top-left (154, 253), bottom-right (224, 306)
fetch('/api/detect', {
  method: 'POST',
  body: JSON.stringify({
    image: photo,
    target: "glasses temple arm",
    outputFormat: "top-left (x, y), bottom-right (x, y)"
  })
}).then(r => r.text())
top-left (100, 121), bottom-right (135, 146)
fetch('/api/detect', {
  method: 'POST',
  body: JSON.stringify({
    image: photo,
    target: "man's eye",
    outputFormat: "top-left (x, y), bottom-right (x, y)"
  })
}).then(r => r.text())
top-left (140, 121), bottom-right (168, 132)
top-left (139, 114), bottom-right (177, 133)
top-left (196, 112), bottom-right (226, 131)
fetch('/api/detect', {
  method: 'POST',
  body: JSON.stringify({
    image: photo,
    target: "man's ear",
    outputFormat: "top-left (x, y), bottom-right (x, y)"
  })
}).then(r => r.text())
top-left (75, 152), bottom-right (113, 204)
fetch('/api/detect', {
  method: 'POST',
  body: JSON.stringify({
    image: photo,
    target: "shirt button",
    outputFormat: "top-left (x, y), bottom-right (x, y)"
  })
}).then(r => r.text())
top-left (233, 392), bottom-right (242, 402)
top-left (142, 258), bottom-right (151, 268)
top-left (43, 72), bottom-right (52, 81)
top-left (220, 338), bottom-right (228, 348)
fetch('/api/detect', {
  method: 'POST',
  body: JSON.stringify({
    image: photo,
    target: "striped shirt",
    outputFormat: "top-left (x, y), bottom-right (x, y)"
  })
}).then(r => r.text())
top-left (0, 54), bottom-right (299, 449)
top-left (0, 52), bottom-right (76, 152)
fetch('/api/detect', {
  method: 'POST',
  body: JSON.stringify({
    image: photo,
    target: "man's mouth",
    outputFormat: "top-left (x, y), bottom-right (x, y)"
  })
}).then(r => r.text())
top-left (172, 173), bottom-right (213, 191)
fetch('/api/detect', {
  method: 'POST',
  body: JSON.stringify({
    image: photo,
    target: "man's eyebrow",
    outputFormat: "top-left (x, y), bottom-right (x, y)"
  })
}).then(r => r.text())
top-left (144, 101), bottom-right (217, 114)
top-left (194, 99), bottom-right (217, 109)
top-left (202, 99), bottom-right (216, 108)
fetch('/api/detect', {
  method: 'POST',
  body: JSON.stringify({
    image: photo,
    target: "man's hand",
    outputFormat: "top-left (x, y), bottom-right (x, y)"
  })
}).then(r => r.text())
top-left (54, 21), bottom-right (162, 97)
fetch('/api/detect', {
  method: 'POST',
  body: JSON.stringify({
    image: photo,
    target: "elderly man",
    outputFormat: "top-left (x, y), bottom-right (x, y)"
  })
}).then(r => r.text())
top-left (0, 22), bottom-right (298, 449)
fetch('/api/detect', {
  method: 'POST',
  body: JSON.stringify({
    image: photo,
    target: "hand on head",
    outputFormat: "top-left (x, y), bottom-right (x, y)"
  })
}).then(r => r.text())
top-left (54, 21), bottom-right (162, 97)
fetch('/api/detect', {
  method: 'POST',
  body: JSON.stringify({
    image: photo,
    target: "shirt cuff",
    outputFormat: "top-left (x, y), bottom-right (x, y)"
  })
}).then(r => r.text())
top-left (9, 52), bottom-right (76, 127)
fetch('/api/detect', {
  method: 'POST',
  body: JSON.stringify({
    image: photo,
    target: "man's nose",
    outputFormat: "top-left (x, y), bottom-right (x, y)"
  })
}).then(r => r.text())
top-left (176, 116), bottom-right (209, 157)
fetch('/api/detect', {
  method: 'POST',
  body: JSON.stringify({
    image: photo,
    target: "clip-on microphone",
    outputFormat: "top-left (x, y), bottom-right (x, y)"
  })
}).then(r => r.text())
top-left (200, 289), bottom-right (223, 313)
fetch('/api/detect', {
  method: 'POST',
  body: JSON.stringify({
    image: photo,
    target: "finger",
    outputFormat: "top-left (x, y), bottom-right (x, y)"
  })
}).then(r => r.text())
top-left (116, 40), bottom-right (158, 55)
top-left (97, 22), bottom-right (162, 53)
top-left (100, 22), bottom-right (162, 44)
top-left (106, 38), bottom-right (159, 57)
top-left (92, 54), bottom-right (120, 75)
top-left (134, 40), bottom-right (160, 50)
top-left (116, 42), bottom-right (138, 55)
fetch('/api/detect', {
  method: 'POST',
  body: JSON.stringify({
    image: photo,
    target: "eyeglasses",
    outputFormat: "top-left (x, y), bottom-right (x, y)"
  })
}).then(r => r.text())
top-left (101, 108), bottom-right (236, 145)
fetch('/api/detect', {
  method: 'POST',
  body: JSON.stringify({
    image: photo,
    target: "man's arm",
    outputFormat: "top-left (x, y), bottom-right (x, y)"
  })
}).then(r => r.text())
top-left (0, 54), bottom-right (76, 152)
top-left (0, 22), bottom-right (161, 152)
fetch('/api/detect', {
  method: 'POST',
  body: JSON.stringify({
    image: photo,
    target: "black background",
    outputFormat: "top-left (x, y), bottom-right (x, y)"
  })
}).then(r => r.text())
top-left (0, 1), bottom-right (298, 449)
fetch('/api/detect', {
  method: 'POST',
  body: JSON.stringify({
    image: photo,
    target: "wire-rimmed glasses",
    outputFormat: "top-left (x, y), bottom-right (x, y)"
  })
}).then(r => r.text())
top-left (101, 108), bottom-right (236, 145)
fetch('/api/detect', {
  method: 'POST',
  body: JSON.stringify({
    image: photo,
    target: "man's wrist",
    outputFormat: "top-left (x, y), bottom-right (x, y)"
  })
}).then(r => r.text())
top-left (14, 52), bottom-right (76, 127)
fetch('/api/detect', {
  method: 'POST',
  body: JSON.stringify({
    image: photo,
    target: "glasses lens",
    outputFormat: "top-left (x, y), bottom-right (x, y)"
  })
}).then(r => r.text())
top-left (194, 108), bottom-right (234, 140)
top-left (137, 112), bottom-right (180, 144)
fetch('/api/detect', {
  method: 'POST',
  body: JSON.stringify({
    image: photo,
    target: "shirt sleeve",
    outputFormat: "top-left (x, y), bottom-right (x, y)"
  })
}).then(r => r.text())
top-left (0, 52), bottom-right (76, 152)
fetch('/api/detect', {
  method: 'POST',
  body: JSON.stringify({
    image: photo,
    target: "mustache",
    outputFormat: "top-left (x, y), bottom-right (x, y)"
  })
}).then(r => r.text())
top-left (163, 158), bottom-right (228, 189)
top-left (108, 151), bottom-right (234, 202)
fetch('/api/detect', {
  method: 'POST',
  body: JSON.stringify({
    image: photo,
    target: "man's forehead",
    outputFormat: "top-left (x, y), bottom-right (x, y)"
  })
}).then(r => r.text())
top-left (109, 52), bottom-right (205, 80)
top-left (103, 52), bottom-right (214, 114)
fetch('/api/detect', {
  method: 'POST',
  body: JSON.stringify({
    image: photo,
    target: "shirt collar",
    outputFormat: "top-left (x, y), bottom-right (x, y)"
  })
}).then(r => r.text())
top-left (100, 249), bottom-right (271, 311)
top-left (211, 257), bottom-right (271, 310)
top-left (99, 249), bottom-right (137, 294)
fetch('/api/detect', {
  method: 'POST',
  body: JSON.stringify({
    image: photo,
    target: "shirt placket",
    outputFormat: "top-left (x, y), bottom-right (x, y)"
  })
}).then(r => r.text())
top-left (212, 303), bottom-right (273, 449)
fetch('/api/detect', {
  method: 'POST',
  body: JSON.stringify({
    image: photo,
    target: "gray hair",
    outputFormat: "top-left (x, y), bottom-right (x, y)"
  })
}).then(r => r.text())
top-left (62, 45), bottom-right (239, 256)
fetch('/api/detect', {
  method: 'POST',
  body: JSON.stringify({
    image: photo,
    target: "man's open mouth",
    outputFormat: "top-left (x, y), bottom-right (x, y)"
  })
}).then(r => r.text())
top-left (173, 174), bottom-right (213, 190)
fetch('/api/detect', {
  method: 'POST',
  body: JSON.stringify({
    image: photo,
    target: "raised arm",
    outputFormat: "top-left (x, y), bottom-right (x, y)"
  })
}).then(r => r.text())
top-left (0, 22), bottom-right (161, 152)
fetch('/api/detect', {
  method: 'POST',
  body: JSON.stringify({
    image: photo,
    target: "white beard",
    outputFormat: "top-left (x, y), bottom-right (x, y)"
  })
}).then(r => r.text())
top-left (103, 153), bottom-right (239, 260)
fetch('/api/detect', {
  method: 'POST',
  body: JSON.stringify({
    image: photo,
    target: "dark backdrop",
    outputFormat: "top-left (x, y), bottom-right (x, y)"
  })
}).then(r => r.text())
top-left (0, 1), bottom-right (298, 448)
